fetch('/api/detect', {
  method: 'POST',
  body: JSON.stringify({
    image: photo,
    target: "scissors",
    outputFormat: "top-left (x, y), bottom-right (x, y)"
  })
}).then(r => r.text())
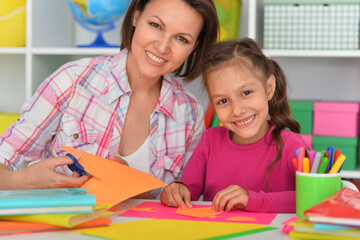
top-left (66, 153), bottom-right (87, 176)
top-left (66, 152), bottom-right (102, 180)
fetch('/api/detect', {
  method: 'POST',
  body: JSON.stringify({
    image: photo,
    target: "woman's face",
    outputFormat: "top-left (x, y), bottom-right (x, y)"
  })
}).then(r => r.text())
top-left (127, 0), bottom-right (203, 81)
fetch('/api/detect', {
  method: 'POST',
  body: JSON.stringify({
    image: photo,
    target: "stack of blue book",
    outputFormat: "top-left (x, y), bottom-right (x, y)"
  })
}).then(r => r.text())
top-left (0, 188), bottom-right (96, 216)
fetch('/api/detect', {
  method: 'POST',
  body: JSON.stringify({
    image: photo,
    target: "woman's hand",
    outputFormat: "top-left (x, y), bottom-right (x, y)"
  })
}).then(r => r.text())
top-left (13, 156), bottom-right (90, 189)
top-left (212, 185), bottom-right (249, 212)
top-left (108, 156), bottom-right (129, 166)
top-left (160, 183), bottom-right (192, 209)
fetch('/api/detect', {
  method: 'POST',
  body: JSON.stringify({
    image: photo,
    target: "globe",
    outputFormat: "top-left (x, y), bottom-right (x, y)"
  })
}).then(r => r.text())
top-left (67, 0), bottom-right (131, 47)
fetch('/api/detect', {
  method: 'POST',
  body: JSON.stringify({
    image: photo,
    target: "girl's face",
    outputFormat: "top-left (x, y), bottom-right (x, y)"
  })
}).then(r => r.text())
top-left (207, 64), bottom-right (276, 145)
top-left (127, 0), bottom-right (203, 81)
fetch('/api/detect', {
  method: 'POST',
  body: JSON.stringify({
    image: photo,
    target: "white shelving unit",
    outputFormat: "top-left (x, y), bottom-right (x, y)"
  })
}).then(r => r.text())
top-left (0, 0), bottom-right (359, 178)
top-left (0, 0), bottom-right (120, 113)
top-left (246, 0), bottom-right (360, 102)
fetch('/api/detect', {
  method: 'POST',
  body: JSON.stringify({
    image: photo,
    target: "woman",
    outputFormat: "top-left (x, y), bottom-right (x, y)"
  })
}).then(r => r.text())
top-left (0, 0), bottom-right (219, 198)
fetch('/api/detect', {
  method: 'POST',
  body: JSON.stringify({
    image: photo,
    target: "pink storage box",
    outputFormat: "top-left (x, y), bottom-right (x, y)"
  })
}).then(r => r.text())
top-left (300, 134), bottom-right (312, 148)
top-left (313, 101), bottom-right (360, 137)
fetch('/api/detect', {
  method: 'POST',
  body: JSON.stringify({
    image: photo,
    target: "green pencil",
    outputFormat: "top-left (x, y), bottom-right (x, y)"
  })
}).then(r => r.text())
top-left (317, 157), bottom-right (329, 173)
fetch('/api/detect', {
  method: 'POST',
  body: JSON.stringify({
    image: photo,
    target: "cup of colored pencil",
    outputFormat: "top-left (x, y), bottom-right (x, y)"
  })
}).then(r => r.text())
top-left (292, 146), bottom-right (346, 174)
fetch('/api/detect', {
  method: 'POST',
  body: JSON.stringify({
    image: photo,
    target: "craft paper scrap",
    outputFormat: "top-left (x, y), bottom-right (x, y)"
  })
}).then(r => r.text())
top-left (61, 147), bottom-right (167, 206)
top-left (281, 216), bottom-right (300, 234)
top-left (176, 206), bottom-right (223, 218)
top-left (129, 207), bottom-right (155, 212)
top-left (77, 218), bottom-right (276, 240)
top-left (227, 216), bottom-right (257, 222)
top-left (282, 216), bottom-right (300, 225)
top-left (119, 201), bottom-right (277, 225)
top-left (108, 206), bottom-right (122, 212)
top-left (0, 217), bottom-right (111, 236)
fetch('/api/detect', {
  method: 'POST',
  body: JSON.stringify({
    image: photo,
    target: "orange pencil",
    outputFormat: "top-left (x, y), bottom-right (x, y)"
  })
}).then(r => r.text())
top-left (303, 157), bottom-right (310, 173)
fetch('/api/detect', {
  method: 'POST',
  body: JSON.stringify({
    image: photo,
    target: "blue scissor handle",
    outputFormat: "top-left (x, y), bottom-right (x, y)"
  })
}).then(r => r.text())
top-left (66, 153), bottom-right (86, 176)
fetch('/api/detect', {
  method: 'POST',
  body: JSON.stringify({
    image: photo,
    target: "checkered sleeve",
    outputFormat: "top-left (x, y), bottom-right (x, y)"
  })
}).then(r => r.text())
top-left (0, 63), bottom-right (77, 170)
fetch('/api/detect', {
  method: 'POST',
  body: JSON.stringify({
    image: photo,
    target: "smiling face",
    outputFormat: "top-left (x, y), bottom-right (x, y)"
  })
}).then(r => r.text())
top-left (207, 63), bottom-right (276, 145)
top-left (126, 0), bottom-right (203, 82)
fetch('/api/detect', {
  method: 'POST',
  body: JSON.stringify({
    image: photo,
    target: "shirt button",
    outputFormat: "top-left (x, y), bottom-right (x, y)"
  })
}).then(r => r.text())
top-left (73, 133), bottom-right (79, 139)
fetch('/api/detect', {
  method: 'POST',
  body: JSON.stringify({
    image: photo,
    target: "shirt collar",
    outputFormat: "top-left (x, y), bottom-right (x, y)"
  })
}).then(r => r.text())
top-left (154, 74), bottom-right (177, 120)
top-left (107, 48), bottom-right (132, 104)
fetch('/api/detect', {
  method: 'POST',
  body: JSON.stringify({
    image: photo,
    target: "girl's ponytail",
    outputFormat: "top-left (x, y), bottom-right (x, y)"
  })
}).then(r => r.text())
top-left (268, 59), bottom-right (300, 134)
top-left (265, 59), bottom-right (300, 190)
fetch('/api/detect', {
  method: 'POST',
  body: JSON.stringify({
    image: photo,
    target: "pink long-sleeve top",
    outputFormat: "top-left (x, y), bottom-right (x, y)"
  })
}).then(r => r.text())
top-left (179, 125), bottom-right (308, 213)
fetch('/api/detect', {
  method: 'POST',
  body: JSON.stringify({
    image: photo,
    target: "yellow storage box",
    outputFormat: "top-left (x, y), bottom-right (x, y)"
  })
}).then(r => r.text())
top-left (0, 113), bottom-right (19, 135)
top-left (0, 1), bottom-right (26, 47)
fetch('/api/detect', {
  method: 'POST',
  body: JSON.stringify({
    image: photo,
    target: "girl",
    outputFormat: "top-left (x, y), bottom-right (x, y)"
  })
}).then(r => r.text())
top-left (0, 0), bottom-right (219, 198)
top-left (160, 38), bottom-right (308, 212)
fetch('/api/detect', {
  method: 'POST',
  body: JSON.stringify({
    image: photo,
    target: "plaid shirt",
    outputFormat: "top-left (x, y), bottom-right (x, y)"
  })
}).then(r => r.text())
top-left (0, 49), bottom-right (204, 197)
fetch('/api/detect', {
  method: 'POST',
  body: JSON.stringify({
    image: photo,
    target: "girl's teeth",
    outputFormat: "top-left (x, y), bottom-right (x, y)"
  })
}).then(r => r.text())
top-left (235, 115), bottom-right (254, 126)
top-left (146, 51), bottom-right (165, 63)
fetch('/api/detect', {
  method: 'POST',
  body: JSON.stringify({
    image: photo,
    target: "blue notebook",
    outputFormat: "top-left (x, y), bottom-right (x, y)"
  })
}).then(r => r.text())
top-left (0, 188), bottom-right (96, 215)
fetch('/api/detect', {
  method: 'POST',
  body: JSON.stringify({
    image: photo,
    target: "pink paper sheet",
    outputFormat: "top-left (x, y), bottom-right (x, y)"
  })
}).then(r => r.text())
top-left (119, 201), bottom-right (277, 225)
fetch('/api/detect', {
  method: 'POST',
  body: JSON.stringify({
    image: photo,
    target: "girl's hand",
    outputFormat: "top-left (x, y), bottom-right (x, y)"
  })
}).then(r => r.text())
top-left (14, 156), bottom-right (90, 189)
top-left (160, 183), bottom-right (192, 209)
top-left (108, 156), bottom-right (129, 166)
top-left (212, 185), bottom-right (249, 212)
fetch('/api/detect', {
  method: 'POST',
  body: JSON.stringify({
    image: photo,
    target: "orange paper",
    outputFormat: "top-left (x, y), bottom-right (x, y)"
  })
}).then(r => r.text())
top-left (227, 216), bottom-right (257, 222)
top-left (129, 207), bottom-right (155, 212)
top-left (0, 217), bottom-right (111, 235)
top-left (61, 147), bottom-right (167, 206)
top-left (175, 207), bottom-right (223, 218)
top-left (108, 206), bottom-right (122, 212)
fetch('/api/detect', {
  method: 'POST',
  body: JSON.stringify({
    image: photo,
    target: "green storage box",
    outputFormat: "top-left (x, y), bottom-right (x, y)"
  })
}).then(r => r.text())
top-left (312, 136), bottom-right (359, 170)
top-left (289, 100), bottom-right (314, 134)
